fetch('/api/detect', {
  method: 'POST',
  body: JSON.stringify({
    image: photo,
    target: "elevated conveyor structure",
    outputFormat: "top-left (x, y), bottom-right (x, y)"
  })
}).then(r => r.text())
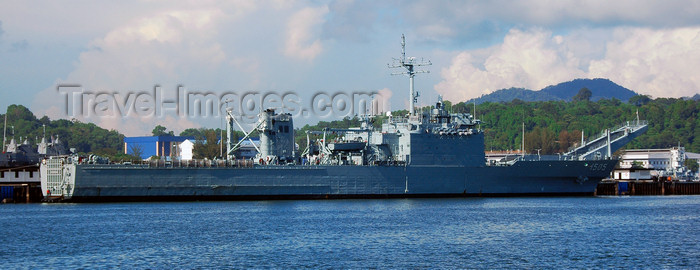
top-left (564, 120), bottom-right (649, 160)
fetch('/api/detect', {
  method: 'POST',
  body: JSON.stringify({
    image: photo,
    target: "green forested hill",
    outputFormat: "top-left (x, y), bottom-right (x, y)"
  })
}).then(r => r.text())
top-left (450, 97), bottom-right (699, 154)
top-left (467, 78), bottom-right (638, 104)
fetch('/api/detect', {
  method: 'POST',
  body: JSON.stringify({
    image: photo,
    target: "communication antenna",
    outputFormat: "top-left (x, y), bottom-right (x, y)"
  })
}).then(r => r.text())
top-left (388, 34), bottom-right (431, 116)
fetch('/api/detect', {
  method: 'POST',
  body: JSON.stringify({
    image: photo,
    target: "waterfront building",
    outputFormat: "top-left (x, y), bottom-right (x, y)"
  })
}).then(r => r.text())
top-left (123, 136), bottom-right (195, 160)
top-left (614, 147), bottom-right (699, 181)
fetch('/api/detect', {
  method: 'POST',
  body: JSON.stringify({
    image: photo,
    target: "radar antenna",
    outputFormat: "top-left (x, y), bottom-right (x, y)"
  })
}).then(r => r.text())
top-left (388, 34), bottom-right (431, 116)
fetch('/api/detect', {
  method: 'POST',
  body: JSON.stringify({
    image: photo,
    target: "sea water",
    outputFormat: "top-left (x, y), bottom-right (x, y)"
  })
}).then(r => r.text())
top-left (1, 196), bottom-right (699, 268)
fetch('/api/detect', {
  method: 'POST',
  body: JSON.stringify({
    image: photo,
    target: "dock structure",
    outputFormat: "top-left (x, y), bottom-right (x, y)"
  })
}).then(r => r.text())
top-left (1, 166), bottom-right (42, 203)
top-left (596, 181), bottom-right (700, 196)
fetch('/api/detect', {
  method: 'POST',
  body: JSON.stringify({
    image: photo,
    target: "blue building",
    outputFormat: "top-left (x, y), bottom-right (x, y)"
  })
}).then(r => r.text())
top-left (124, 136), bottom-right (195, 160)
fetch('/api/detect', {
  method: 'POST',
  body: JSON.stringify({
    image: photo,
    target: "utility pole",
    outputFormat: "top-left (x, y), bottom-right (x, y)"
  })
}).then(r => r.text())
top-left (2, 114), bottom-right (6, 153)
top-left (522, 122), bottom-right (525, 157)
top-left (388, 34), bottom-right (431, 116)
top-left (220, 117), bottom-right (223, 158)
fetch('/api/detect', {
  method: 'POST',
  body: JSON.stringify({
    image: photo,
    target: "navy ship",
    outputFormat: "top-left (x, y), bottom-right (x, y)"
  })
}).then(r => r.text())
top-left (2, 114), bottom-right (72, 170)
top-left (2, 125), bottom-right (71, 202)
top-left (40, 36), bottom-right (648, 202)
top-left (1, 135), bottom-right (71, 169)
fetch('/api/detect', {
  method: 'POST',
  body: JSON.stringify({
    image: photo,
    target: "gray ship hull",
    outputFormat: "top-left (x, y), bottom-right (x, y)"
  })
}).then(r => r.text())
top-left (38, 37), bottom-right (648, 203)
top-left (42, 159), bottom-right (617, 202)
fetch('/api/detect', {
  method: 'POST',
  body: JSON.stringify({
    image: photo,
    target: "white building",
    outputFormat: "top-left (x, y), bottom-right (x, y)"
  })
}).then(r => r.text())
top-left (612, 168), bottom-right (653, 181)
top-left (179, 140), bottom-right (194, 160)
top-left (615, 147), bottom-right (699, 181)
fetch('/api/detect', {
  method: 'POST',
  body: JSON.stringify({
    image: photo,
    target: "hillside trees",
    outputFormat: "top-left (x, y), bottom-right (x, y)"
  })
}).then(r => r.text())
top-left (452, 97), bottom-right (699, 154)
top-left (629, 94), bottom-right (652, 106)
top-left (572, 87), bottom-right (593, 102)
top-left (152, 125), bottom-right (174, 136)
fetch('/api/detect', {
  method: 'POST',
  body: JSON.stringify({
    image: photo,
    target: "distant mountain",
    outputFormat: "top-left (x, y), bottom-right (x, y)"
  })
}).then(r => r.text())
top-left (686, 94), bottom-right (700, 101)
top-left (467, 78), bottom-right (638, 104)
top-left (468, 87), bottom-right (563, 104)
top-left (540, 78), bottom-right (637, 101)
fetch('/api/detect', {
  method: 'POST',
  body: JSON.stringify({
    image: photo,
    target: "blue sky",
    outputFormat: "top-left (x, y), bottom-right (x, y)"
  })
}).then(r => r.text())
top-left (2, 0), bottom-right (700, 135)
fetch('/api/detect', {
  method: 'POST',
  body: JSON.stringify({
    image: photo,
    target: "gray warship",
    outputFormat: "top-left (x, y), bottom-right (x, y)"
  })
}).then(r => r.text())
top-left (40, 36), bottom-right (648, 202)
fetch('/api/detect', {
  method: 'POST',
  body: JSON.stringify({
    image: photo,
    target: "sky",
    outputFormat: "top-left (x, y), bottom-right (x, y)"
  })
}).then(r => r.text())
top-left (1, 0), bottom-right (700, 136)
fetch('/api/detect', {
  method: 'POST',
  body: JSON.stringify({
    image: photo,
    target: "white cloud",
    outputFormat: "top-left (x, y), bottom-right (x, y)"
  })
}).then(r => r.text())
top-left (26, 2), bottom-right (341, 136)
top-left (589, 27), bottom-right (700, 98)
top-left (436, 26), bottom-right (700, 101)
top-left (435, 28), bottom-right (584, 101)
top-left (32, 9), bottom-right (227, 136)
top-left (284, 5), bottom-right (329, 61)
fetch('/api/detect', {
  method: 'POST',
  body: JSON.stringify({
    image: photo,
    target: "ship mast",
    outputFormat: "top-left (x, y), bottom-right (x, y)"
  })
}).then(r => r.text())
top-left (389, 34), bottom-right (431, 116)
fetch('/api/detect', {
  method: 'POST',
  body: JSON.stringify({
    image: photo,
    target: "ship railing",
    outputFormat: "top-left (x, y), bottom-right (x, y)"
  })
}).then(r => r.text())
top-left (138, 159), bottom-right (255, 168)
top-left (387, 115), bottom-right (421, 124)
top-left (592, 120), bottom-right (647, 138)
top-left (488, 154), bottom-right (581, 166)
top-left (114, 157), bottom-right (412, 168)
top-left (388, 116), bottom-right (409, 123)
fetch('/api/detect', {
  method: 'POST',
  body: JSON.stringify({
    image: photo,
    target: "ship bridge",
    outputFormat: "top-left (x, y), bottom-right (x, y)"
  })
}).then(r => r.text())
top-left (564, 119), bottom-right (649, 160)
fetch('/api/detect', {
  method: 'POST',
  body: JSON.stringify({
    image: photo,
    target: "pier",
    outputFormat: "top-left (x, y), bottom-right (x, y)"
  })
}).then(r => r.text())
top-left (596, 181), bottom-right (700, 196)
top-left (0, 183), bottom-right (42, 203)
top-left (1, 166), bottom-right (43, 203)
